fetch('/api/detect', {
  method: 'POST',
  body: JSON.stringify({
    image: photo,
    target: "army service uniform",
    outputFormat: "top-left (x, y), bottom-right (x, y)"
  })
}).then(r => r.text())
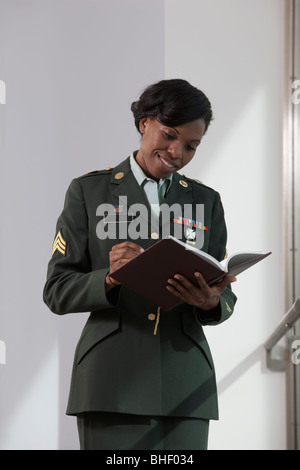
top-left (43, 155), bottom-right (237, 450)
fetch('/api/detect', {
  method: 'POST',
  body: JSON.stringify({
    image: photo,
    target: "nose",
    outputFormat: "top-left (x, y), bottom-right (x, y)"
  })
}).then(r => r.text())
top-left (167, 141), bottom-right (182, 159)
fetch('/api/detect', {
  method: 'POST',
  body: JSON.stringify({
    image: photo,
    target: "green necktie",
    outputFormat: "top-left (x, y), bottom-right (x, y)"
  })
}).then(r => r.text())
top-left (158, 179), bottom-right (170, 204)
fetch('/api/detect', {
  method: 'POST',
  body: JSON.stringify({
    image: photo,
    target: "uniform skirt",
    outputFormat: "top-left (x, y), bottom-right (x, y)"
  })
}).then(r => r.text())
top-left (77, 412), bottom-right (209, 450)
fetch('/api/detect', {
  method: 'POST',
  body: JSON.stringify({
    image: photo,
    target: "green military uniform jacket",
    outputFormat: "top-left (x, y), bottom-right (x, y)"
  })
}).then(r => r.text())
top-left (43, 156), bottom-right (237, 420)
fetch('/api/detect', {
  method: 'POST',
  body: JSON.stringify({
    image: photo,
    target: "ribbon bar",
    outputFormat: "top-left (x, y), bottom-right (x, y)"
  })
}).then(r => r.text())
top-left (173, 217), bottom-right (208, 231)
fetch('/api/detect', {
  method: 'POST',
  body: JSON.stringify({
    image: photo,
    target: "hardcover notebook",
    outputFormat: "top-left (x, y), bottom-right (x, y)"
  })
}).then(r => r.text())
top-left (110, 235), bottom-right (271, 310)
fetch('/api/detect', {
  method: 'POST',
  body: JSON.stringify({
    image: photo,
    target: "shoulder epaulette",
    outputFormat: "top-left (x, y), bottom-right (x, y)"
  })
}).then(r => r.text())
top-left (182, 174), bottom-right (204, 185)
top-left (79, 167), bottom-right (113, 178)
top-left (181, 174), bottom-right (218, 193)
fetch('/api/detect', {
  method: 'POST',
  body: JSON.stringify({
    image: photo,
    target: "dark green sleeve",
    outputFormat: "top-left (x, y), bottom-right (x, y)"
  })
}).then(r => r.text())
top-left (196, 191), bottom-right (237, 325)
top-left (43, 179), bottom-right (119, 315)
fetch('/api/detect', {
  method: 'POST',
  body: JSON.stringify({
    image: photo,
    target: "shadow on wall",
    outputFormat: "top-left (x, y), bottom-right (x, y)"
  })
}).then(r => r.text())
top-left (217, 346), bottom-right (266, 396)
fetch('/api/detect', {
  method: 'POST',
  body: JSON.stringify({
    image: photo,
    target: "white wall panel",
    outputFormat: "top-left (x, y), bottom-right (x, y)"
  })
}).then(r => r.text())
top-left (165, 0), bottom-right (286, 450)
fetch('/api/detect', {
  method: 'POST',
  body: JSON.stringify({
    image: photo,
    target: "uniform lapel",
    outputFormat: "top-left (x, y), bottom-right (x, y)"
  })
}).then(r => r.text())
top-left (110, 157), bottom-right (151, 210)
top-left (165, 173), bottom-right (193, 207)
top-left (162, 173), bottom-right (193, 241)
top-left (109, 157), bottom-right (154, 243)
top-left (163, 173), bottom-right (205, 249)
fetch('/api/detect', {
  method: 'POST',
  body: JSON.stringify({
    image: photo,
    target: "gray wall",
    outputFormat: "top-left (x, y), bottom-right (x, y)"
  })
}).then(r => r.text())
top-left (0, 0), bottom-right (164, 449)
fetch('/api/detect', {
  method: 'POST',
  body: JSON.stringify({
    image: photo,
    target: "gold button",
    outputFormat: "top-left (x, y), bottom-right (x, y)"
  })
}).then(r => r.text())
top-left (179, 179), bottom-right (188, 188)
top-left (148, 313), bottom-right (156, 321)
top-left (115, 172), bottom-right (124, 180)
top-left (151, 232), bottom-right (159, 240)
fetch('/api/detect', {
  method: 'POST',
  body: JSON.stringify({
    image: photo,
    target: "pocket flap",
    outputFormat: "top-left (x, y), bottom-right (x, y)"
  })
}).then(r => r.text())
top-left (76, 309), bottom-right (120, 364)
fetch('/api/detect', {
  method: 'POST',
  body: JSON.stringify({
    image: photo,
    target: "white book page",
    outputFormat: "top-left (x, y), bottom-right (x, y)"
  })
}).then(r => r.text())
top-left (167, 235), bottom-right (224, 270)
top-left (220, 252), bottom-right (267, 271)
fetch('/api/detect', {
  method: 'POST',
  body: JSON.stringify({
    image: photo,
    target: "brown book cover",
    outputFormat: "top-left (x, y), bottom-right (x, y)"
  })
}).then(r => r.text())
top-left (110, 236), bottom-right (271, 310)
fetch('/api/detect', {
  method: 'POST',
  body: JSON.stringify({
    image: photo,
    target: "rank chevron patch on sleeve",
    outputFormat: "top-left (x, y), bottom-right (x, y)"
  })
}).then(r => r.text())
top-left (52, 230), bottom-right (67, 256)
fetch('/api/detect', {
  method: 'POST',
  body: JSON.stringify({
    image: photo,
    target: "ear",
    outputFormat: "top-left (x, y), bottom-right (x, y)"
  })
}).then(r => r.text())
top-left (138, 117), bottom-right (150, 135)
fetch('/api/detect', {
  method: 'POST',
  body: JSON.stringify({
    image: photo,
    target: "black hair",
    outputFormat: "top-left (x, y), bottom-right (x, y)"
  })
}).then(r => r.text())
top-left (131, 79), bottom-right (213, 135)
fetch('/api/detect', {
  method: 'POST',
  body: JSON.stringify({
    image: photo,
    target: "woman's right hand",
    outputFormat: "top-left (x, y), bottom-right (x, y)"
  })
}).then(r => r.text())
top-left (105, 241), bottom-right (144, 291)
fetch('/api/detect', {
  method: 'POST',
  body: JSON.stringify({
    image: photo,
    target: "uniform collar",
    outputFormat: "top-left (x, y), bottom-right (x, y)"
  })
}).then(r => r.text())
top-left (110, 155), bottom-right (192, 202)
top-left (129, 151), bottom-right (173, 191)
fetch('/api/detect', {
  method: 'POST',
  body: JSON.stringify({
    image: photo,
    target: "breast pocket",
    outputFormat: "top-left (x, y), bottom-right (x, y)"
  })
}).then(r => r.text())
top-left (76, 308), bottom-right (121, 364)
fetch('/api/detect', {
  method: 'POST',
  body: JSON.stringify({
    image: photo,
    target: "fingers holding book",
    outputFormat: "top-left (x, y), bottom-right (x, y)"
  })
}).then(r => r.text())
top-left (166, 272), bottom-right (237, 311)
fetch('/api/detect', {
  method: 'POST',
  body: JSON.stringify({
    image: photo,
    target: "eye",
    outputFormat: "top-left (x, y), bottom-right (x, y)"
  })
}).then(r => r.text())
top-left (186, 144), bottom-right (196, 152)
top-left (163, 131), bottom-right (176, 141)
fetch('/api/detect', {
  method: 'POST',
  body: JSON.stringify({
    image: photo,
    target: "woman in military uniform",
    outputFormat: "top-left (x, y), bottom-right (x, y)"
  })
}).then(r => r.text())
top-left (43, 79), bottom-right (237, 450)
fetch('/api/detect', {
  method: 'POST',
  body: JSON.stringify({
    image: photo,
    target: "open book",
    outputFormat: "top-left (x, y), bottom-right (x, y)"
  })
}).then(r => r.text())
top-left (110, 235), bottom-right (271, 310)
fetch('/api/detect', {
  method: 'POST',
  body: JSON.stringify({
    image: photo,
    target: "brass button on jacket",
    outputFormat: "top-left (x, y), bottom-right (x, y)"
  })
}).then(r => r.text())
top-left (148, 313), bottom-right (156, 321)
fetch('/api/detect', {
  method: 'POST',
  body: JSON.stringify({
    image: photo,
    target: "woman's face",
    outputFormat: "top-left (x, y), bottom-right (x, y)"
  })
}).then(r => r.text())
top-left (135, 117), bottom-right (206, 181)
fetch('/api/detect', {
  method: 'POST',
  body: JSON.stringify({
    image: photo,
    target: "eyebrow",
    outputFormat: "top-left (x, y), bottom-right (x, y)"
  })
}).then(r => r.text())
top-left (173, 127), bottom-right (201, 143)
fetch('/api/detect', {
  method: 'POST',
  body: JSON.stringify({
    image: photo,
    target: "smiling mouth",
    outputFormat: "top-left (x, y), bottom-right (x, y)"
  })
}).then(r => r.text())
top-left (158, 154), bottom-right (177, 170)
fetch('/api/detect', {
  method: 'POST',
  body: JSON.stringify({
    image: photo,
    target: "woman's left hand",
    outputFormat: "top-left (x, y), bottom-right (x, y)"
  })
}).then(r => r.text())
top-left (166, 272), bottom-right (237, 311)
